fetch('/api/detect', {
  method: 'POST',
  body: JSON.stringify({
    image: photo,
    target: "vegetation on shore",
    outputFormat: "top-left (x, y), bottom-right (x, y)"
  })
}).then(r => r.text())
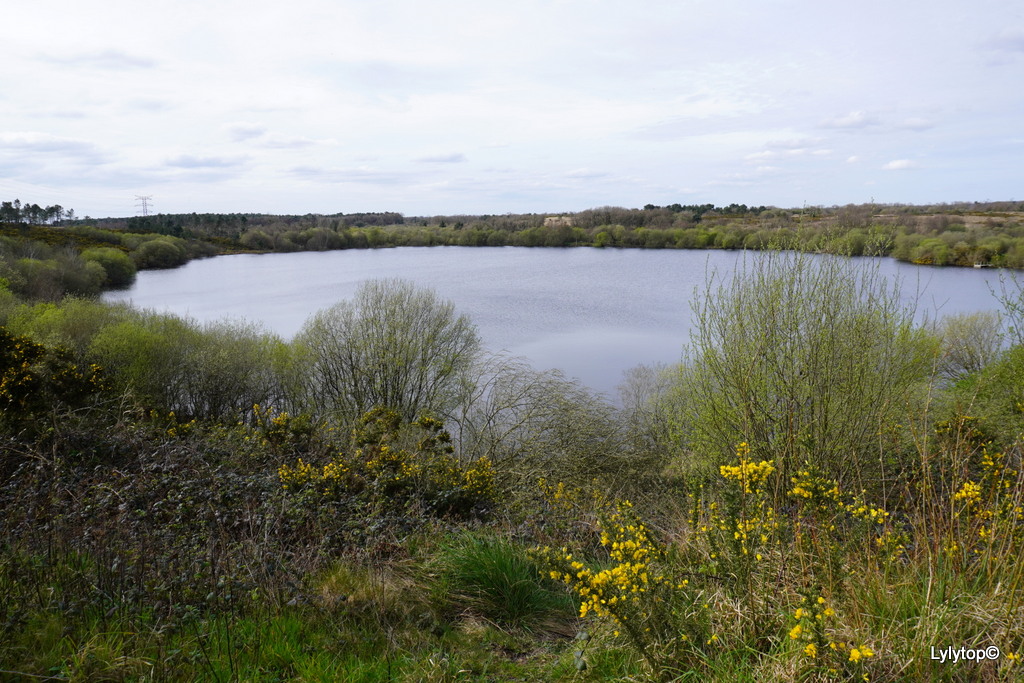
top-left (2, 198), bottom-right (1024, 680)
top-left (3, 198), bottom-right (1024, 306)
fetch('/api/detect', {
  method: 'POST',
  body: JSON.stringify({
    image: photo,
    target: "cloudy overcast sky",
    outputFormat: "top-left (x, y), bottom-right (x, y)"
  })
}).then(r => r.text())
top-left (1, 0), bottom-right (1022, 217)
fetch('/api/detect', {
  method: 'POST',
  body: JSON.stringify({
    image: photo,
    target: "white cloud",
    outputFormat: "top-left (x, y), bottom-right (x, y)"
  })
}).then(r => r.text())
top-left (38, 49), bottom-right (157, 70)
top-left (988, 28), bottom-right (1024, 54)
top-left (226, 123), bottom-right (267, 142)
top-left (0, 132), bottom-right (93, 152)
top-left (0, 132), bottom-right (106, 166)
top-left (897, 118), bottom-right (935, 131)
top-left (259, 136), bottom-right (331, 149)
top-left (564, 168), bottom-right (609, 179)
top-left (166, 154), bottom-right (247, 169)
top-left (414, 153), bottom-right (468, 164)
top-left (820, 111), bottom-right (881, 130)
top-left (745, 142), bottom-right (831, 161)
top-left (882, 159), bottom-right (920, 171)
top-left (288, 165), bottom-right (410, 186)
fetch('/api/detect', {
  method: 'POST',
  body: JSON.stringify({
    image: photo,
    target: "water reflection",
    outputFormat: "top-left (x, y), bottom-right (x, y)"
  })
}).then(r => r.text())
top-left (103, 248), bottom-right (1006, 395)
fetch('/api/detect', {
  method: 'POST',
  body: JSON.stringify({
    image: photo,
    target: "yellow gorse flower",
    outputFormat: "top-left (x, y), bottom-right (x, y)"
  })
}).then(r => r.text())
top-left (953, 480), bottom-right (982, 504)
top-left (849, 645), bottom-right (874, 662)
top-left (719, 443), bottom-right (775, 494)
top-left (534, 500), bottom-right (674, 627)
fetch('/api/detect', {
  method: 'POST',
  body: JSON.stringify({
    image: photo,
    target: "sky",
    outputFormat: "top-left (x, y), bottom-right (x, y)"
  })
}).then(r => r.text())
top-left (1, 0), bottom-right (1022, 218)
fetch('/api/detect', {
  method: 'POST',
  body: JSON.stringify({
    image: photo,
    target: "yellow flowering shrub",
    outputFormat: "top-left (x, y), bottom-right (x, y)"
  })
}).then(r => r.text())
top-left (787, 464), bottom-right (906, 564)
top-left (0, 327), bottom-right (107, 431)
top-left (532, 499), bottom-right (709, 675)
top-left (788, 468), bottom-right (842, 508)
top-left (708, 443), bottom-right (780, 573)
top-left (251, 403), bottom-right (319, 454)
top-left (719, 442), bottom-right (776, 494)
top-left (277, 408), bottom-right (495, 517)
top-left (278, 457), bottom-right (354, 496)
top-left (278, 457), bottom-right (317, 491)
top-left (532, 443), bottom-right (896, 679)
top-left (947, 445), bottom-right (1024, 559)
top-left (787, 591), bottom-right (876, 677)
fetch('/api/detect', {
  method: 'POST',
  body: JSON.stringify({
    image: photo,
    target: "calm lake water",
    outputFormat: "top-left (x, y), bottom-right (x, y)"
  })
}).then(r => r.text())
top-left (103, 247), bottom-right (1007, 396)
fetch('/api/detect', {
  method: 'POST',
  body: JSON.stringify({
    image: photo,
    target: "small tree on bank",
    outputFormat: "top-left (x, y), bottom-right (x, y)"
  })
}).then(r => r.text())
top-left (666, 251), bottom-right (936, 499)
top-left (296, 279), bottom-right (481, 422)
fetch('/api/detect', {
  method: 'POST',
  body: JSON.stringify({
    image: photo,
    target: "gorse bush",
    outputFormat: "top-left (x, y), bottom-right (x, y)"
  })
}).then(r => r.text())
top-left (278, 408), bottom-right (496, 518)
top-left (530, 424), bottom-right (1024, 680)
top-left (533, 500), bottom-right (708, 675)
top-left (0, 327), bottom-right (107, 435)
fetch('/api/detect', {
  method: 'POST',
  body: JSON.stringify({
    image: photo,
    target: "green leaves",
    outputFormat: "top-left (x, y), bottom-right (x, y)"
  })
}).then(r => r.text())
top-left (668, 251), bottom-right (933, 498)
top-left (0, 326), bottom-right (106, 433)
top-left (296, 279), bottom-right (481, 422)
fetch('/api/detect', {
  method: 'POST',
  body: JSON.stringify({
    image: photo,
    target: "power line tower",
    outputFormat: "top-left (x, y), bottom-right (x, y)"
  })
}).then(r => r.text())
top-left (134, 195), bottom-right (153, 216)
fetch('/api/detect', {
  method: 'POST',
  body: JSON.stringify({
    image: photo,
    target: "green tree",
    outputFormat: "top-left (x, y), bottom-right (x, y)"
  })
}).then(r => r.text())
top-left (81, 247), bottom-right (137, 287)
top-left (995, 272), bottom-right (1024, 346)
top-left (4, 297), bottom-right (133, 357)
top-left (450, 355), bottom-right (645, 497)
top-left (181, 320), bottom-right (289, 419)
top-left (936, 311), bottom-right (1003, 380)
top-left (88, 314), bottom-right (198, 413)
top-left (665, 251), bottom-right (935, 497)
top-left (295, 279), bottom-right (481, 422)
top-left (130, 237), bottom-right (188, 269)
top-left (87, 310), bottom-right (288, 420)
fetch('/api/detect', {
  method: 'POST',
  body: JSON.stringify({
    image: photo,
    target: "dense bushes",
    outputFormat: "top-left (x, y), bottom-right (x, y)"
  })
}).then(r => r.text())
top-left (0, 327), bottom-right (107, 435)
top-left (3, 261), bottom-right (1024, 679)
top-left (0, 230), bottom-right (215, 301)
top-left (0, 239), bottom-right (105, 299)
top-left (129, 236), bottom-right (190, 269)
top-left (81, 246), bottom-right (136, 287)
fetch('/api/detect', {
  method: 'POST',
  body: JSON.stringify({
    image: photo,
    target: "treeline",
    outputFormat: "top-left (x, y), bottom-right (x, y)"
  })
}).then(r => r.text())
top-left (85, 200), bottom-right (1024, 269)
top-left (6, 198), bottom-right (1024, 305)
top-left (0, 210), bottom-right (220, 300)
top-left (221, 203), bottom-right (1024, 268)
top-left (90, 211), bottom-right (409, 238)
top-left (0, 198), bottom-right (73, 224)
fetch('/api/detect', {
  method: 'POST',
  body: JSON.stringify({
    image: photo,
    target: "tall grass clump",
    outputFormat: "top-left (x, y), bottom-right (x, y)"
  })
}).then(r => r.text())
top-left (433, 533), bottom-right (576, 632)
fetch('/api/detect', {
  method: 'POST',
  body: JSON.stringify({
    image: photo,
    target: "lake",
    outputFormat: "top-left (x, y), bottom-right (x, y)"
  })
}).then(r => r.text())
top-left (102, 247), bottom-right (1008, 397)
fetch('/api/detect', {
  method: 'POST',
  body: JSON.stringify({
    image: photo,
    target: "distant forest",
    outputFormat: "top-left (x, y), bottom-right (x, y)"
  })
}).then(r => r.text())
top-left (2, 199), bottom-right (1024, 301)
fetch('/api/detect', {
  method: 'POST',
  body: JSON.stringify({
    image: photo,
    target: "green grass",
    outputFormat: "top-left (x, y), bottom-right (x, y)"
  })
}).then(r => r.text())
top-left (430, 532), bottom-right (577, 633)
